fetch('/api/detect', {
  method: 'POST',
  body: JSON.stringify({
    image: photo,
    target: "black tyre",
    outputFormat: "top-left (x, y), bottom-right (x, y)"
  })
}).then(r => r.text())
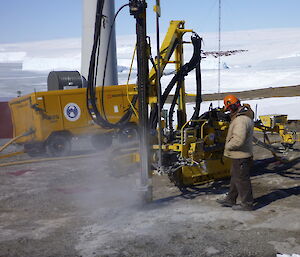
top-left (46, 134), bottom-right (71, 157)
top-left (118, 124), bottom-right (139, 143)
top-left (91, 133), bottom-right (113, 151)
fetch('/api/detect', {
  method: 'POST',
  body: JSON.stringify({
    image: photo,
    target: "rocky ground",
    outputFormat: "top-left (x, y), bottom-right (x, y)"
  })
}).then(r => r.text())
top-left (0, 135), bottom-right (299, 257)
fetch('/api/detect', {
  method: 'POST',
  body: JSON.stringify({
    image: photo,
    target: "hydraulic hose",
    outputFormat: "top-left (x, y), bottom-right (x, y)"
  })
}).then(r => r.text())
top-left (253, 136), bottom-right (300, 164)
top-left (86, 0), bottom-right (106, 127)
top-left (150, 32), bottom-right (202, 131)
top-left (0, 129), bottom-right (34, 153)
top-left (86, 0), bottom-right (136, 129)
top-left (0, 152), bottom-right (101, 168)
top-left (168, 80), bottom-right (182, 133)
top-left (169, 33), bottom-right (202, 131)
top-left (191, 45), bottom-right (203, 120)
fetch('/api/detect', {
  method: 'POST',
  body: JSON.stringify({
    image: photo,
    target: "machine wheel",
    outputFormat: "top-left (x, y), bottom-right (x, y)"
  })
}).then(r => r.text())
top-left (46, 134), bottom-right (71, 157)
top-left (118, 124), bottom-right (139, 143)
top-left (24, 143), bottom-right (46, 157)
top-left (91, 133), bottom-right (113, 151)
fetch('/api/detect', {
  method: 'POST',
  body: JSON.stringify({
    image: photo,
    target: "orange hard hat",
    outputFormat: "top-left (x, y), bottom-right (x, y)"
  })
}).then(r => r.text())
top-left (223, 94), bottom-right (240, 110)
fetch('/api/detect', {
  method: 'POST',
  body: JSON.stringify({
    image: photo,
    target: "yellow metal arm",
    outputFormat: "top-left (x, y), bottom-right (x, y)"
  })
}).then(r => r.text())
top-left (149, 20), bottom-right (189, 84)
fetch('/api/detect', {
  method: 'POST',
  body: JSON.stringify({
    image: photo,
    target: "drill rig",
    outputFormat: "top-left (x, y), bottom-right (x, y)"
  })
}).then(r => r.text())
top-left (86, 0), bottom-right (231, 199)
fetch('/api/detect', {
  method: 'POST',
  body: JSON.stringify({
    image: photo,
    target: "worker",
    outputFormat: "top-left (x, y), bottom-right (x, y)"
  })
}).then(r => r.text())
top-left (217, 94), bottom-right (254, 211)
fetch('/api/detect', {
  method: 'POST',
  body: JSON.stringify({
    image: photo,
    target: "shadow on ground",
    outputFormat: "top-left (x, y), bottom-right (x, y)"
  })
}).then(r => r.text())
top-left (152, 157), bottom-right (300, 210)
top-left (253, 157), bottom-right (300, 210)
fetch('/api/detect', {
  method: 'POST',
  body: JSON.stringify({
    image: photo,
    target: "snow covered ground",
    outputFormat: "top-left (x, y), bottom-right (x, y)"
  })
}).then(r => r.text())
top-left (277, 254), bottom-right (300, 257)
top-left (186, 96), bottom-right (300, 120)
top-left (0, 27), bottom-right (300, 118)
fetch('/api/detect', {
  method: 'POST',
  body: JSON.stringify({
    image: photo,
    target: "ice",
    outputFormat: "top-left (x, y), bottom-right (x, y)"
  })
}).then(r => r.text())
top-left (277, 254), bottom-right (300, 257)
top-left (22, 56), bottom-right (81, 72)
top-left (0, 28), bottom-right (300, 118)
top-left (185, 97), bottom-right (300, 120)
top-left (0, 38), bottom-right (81, 72)
top-left (0, 51), bottom-right (26, 63)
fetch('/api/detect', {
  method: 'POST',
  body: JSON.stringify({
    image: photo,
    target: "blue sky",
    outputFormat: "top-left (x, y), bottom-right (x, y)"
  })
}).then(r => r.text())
top-left (0, 0), bottom-right (300, 43)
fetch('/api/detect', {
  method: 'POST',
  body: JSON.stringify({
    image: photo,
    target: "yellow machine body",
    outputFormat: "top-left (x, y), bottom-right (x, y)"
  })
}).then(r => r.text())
top-left (161, 119), bottom-right (231, 187)
top-left (9, 84), bottom-right (137, 144)
top-left (180, 158), bottom-right (231, 186)
top-left (255, 114), bottom-right (299, 146)
top-left (259, 114), bottom-right (288, 128)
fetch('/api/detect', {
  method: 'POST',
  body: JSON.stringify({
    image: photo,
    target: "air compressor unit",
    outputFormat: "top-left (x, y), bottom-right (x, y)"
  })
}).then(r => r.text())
top-left (9, 84), bottom-right (137, 156)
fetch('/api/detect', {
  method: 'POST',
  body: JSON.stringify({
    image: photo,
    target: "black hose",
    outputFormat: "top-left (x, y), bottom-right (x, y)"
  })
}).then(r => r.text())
top-left (86, 0), bottom-right (106, 127)
top-left (150, 33), bottom-right (202, 131)
top-left (168, 81), bottom-right (182, 134)
top-left (86, 1), bottom-right (137, 129)
top-left (191, 36), bottom-right (203, 120)
top-left (168, 33), bottom-right (202, 132)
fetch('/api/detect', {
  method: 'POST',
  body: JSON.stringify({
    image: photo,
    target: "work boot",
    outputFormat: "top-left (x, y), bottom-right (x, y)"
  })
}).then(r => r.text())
top-left (216, 197), bottom-right (236, 207)
top-left (232, 204), bottom-right (253, 211)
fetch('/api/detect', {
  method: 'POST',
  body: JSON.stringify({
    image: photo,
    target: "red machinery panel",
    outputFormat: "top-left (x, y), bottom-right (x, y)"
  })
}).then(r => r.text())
top-left (0, 99), bottom-right (13, 138)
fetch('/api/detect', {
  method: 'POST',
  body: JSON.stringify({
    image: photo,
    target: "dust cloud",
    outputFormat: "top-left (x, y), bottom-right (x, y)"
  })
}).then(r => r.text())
top-left (68, 135), bottom-right (143, 212)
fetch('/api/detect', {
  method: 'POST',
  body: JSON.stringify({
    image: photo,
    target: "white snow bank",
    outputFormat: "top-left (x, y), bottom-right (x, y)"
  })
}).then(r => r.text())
top-left (247, 97), bottom-right (300, 120)
top-left (22, 56), bottom-right (81, 72)
top-left (186, 96), bottom-right (300, 120)
top-left (0, 38), bottom-right (81, 71)
top-left (0, 51), bottom-right (26, 63)
top-left (277, 52), bottom-right (300, 59)
top-left (277, 254), bottom-right (300, 257)
top-left (0, 27), bottom-right (299, 75)
top-left (0, 28), bottom-right (300, 120)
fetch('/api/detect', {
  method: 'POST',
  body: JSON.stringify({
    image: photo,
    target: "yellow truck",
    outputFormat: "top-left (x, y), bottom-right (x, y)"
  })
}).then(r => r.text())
top-left (9, 84), bottom-right (137, 156)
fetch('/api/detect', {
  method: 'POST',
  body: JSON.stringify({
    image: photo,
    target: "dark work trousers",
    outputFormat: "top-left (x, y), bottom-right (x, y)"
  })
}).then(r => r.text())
top-left (227, 157), bottom-right (254, 206)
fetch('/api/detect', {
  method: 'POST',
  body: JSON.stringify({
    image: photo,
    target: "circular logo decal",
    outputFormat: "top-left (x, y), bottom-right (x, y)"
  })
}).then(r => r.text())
top-left (64, 103), bottom-right (81, 121)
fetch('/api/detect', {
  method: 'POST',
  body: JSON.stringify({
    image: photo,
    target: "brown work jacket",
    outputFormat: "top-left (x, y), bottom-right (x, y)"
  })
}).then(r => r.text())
top-left (224, 104), bottom-right (254, 159)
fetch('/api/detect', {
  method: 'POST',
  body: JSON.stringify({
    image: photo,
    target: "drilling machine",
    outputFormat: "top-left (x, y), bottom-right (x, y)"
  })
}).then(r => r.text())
top-left (85, 0), bottom-right (232, 200)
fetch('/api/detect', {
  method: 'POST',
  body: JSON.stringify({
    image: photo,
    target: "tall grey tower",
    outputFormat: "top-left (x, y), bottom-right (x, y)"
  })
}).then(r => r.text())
top-left (81, 0), bottom-right (118, 86)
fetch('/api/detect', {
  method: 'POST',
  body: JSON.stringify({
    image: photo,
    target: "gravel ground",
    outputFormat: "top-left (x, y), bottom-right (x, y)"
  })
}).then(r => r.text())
top-left (0, 138), bottom-right (299, 257)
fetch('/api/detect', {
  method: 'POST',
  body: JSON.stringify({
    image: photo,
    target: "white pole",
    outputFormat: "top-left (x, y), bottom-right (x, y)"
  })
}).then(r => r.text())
top-left (81, 0), bottom-right (118, 86)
